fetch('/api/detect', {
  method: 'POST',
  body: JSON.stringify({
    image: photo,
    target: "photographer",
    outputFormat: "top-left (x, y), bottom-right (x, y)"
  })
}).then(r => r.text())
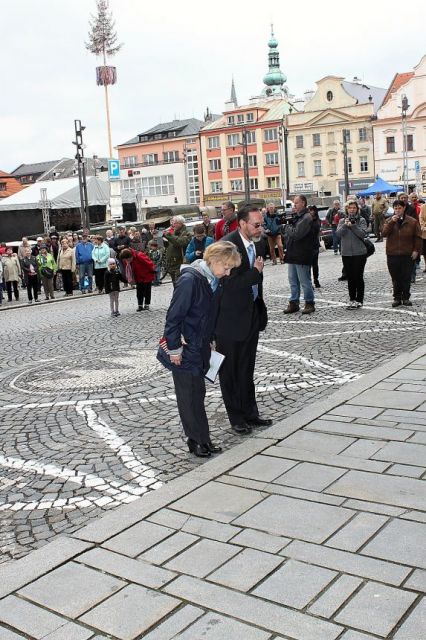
top-left (263, 203), bottom-right (284, 265)
top-left (336, 200), bottom-right (367, 309)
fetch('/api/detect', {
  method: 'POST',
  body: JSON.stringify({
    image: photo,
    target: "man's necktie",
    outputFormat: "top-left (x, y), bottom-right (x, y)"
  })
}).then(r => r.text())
top-left (247, 244), bottom-right (258, 301)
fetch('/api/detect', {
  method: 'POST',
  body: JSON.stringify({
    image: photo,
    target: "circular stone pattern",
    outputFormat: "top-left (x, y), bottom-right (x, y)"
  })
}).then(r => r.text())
top-left (11, 350), bottom-right (164, 394)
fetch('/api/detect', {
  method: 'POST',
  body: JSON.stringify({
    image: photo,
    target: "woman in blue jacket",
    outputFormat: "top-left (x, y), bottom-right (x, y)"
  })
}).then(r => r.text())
top-left (184, 224), bottom-right (214, 264)
top-left (158, 241), bottom-right (241, 457)
top-left (92, 236), bottom-right (111, 293)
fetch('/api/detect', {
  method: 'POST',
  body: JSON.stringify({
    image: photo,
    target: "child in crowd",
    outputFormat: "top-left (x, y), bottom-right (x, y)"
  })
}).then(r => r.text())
top-left (104, 258), bottom-right (125, 317)
top-left (147, 240), bottom-right (163, 286)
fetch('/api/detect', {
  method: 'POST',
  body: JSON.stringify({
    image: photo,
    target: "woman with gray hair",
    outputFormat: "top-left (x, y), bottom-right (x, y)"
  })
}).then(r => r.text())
top-left (336, 200), bottom-right (367, 309)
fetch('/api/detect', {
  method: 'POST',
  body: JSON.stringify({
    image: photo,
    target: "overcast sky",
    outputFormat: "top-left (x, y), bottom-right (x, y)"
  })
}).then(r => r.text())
top-left (2, 0), bottom-right (425, 173)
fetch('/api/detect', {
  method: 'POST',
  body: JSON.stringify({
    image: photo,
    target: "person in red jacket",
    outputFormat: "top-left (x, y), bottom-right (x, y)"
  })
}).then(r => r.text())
top-left (214, 202), bottom-right (238, 241)
top-left (120, 248), bottom-right (155, 311)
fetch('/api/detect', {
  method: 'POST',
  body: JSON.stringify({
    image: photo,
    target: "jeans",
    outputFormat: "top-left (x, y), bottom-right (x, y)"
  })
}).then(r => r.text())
top-left (287, 263), bottom-right (314, 304)
top-left (332, 228), bottom-right (340, 253)
top-left (78, 263), bottom-right (93, 291)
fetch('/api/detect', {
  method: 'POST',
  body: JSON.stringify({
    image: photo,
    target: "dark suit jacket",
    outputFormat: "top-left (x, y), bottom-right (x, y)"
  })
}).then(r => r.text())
top-left (215, 230), bottom-right (267, 341)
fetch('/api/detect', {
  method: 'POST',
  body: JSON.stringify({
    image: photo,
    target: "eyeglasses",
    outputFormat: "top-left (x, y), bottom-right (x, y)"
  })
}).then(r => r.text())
top-left (247, 222), bottom-right (263, 228)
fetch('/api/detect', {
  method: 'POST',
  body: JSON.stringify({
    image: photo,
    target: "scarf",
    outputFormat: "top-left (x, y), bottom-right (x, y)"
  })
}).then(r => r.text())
top-left (223, 214), bottom-right (237, 235)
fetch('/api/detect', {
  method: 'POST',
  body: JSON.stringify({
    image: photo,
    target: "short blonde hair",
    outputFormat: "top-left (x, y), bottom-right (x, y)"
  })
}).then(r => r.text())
top-left (204, 241), bottom-right (241, 269)
top-left (345, 199), bottom-right (359, 213)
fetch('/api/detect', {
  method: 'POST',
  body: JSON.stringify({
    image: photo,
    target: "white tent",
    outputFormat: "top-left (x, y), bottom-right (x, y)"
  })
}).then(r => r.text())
top-left (0, 176), bottom-right (110, 211)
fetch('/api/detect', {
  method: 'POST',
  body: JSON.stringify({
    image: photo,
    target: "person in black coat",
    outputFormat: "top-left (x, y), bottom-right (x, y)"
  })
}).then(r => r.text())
top-left (215, 205), bottom-right (271, 435)
top-left (104, 259), bottom-right (126, 316)
top-left (157, 242), bottom-right (241, 457)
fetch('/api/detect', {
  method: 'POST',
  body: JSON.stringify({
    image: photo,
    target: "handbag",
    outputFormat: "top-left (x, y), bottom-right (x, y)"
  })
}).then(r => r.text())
top-left (41, 266), bottom-right (54, 279)
top-left (363, 237), bottom-right (375, 258)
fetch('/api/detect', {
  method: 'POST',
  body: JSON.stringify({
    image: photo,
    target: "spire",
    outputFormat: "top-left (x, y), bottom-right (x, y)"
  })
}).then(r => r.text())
top-left (230, 76), bottom-right (238, 108)
top-left (263, 24), bottom-right (287, 97)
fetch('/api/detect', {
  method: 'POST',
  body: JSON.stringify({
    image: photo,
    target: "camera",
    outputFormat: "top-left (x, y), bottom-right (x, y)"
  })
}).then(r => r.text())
top-left (349, 215), bottom-right (356, 224)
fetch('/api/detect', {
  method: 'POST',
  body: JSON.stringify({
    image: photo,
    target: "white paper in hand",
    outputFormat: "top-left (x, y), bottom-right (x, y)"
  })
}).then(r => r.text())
top-left (205, 350), bottom-right (225, 384)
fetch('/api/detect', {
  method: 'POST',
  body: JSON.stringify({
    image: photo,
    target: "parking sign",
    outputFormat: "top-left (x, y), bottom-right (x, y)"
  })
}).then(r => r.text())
top-left (108, 159), bottom-right (120, 181)
top-left (415, 160), bottom-right (420, 172)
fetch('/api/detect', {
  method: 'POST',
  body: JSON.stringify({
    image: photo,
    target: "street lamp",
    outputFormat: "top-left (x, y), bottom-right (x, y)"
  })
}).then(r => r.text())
top-left (73, 119), bottom-right (89, 230)
top-left (342, 129), bottom-right (350, 200)
top-left (401, 94), bottom-right (410, 193)
top-left (241, 127), bottom-right (250, 203)
top-left (279, 117), bottom-right (290, 204)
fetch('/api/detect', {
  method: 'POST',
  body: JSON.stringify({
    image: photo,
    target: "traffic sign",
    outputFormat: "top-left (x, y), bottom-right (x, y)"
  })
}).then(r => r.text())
top-left (415, 160), bottom-right (420, 172)
top-left (108, 159), bottom-right (120, 181)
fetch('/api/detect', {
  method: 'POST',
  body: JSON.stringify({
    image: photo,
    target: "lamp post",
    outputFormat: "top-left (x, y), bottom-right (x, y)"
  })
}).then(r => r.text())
top-left (242, 127), bottom-right (250, 203)
top-left (279, 117), bottom-right (290, 204)
top-left (342, 129), bottom-right (350, 200)
top-left (73, 119), bottom-right (89, 230)
top-left (401, 94), bottom-right (409, 193)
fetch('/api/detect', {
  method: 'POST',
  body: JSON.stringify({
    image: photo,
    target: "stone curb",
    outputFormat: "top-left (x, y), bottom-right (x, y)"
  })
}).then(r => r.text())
top-left (0, 343), bottom-right (425, 597)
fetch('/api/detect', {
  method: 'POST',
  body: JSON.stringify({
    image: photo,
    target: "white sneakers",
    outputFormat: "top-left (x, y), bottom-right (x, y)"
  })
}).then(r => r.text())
top-left (347, 300), bottom-right (363, 309)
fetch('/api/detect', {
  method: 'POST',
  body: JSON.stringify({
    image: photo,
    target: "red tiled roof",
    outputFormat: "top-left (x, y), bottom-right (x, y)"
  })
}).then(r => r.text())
top-left (0, 170), bottom-right (25, 199)
top-left (382, 72), bottom-right (415, 106)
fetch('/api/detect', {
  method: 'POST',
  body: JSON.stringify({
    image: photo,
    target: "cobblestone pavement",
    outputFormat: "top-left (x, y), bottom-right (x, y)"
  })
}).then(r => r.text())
top-left (0, 244), bottom-right (425, 563)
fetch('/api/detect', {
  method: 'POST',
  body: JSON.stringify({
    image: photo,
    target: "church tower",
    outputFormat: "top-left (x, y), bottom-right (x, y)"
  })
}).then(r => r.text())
top-left (263, 25), bottom-right (287, 97)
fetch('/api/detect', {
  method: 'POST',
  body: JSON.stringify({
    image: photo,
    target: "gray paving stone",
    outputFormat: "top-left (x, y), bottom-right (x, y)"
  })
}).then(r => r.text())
top-left (278, 430), bottom-right (355, 454)
top-left (405, 569), bottom-right (426, 592)
top-left (329, 406), bottom-right (382, 419)
top-left (325, 512), bottom-right (388, 552)
top-left (386, 463), bottom-right (425, 478)
top-left (348, 389), bottom-right (425, 410)
top-left (103, 520), bottom-right (174, 557)
top-left (326, 470), bottom-right (426, 511)
top-left (165, 538), bottom-right (240, 577)
top-left (342, 499), bottom-right (405, 517)
top-left (401, 510), bottom-right (426, 523)
top-left (234, 495), bottom-right (353, 543)
top-left (362, 520), bottom-right (426, 569)
top-left (229, 455), bottom-right (297, 482)
top-left (380, 409), bottom-right (426, 428)
top-left (393, 598), bottom-right (426, 639)
top-left (264, 445), bottom-right (389, 473)
top-left (142, 605), bottom-right (204, 640)
top-left (76, 547), bottom-right (176, 588)
top-left (409, 431), bottom-right (426, 444)
top-left (308, 574), bottom-right (363, 618)
top-left (282, 540), bottom-right (411, 585)
top-left (229, 528), bottom-right (290, 554)
top-left (0, 630), bottom-right (27, 640)
top-left (340, 632), bottom-right (378, 640)
top-left (372, 441), bottom-right (426, 467)
top-left (139, 531), bottom-right (198, 565)
top-left (388, 368), bottom-right (426, 381)
top-left (397, 383), bottom-right (426, 393)
top-left (0, 595), bottom-right (68, 639)
top-left (174, 612), bottom-right (272, 639)
top-left (19, 561), bottom-right (125, 618)
top-left (170, 481), bottom-right (264, 523)
top-left (342, 440), bottom-right (384, 459)
top-left (209, 547), bottom-right (283, 591)
top-left (307, 419), bottom-right (413, 441)
top-left (148, 508), bottom-right (190, 530)
top-left (41, 623), bottom-right (94, 640)
top-left (181, 515), bottom-right (241, 542)
top-left (335, 581), bottom-right (417, 637)
top-left (164, 575), bottom-right (343, 640)
top-left (80, 584), bottom-right (180, 640)
top-left (253, 559), bottom-right (336, 609)
top-left (274, 462), bottom-right (347, 492)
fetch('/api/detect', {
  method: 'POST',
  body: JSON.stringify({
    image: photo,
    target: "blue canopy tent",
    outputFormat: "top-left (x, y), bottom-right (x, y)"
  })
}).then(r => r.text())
top-left (357, 177), bottom-right (402, 197)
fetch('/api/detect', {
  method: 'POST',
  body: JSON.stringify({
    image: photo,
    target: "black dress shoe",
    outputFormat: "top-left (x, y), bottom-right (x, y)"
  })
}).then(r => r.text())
top-left (205, 440), bottom-right (222, 454)
top-left (246, 416), bottom-right (273, 427)
top-left (187, 439), bottom-right (211, 457)
top-left (232, 423), bottom-right (252, 435)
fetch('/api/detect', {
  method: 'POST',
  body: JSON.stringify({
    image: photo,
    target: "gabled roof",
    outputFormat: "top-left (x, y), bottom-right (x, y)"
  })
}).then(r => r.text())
top-left (0, 171), bottom-right (25, 199)
top-left (381, 72), bottom-right (415, 106)
top-left (201, 98), bottom-right (294, 132)
top-left (119, 118), bottom-right (204, 146)
top-left (38, 157), bottom-right (109, 181)
top-left (11, 159), bottom-right (64, 178)
top-left (342, 81), bottom-right (387, 114)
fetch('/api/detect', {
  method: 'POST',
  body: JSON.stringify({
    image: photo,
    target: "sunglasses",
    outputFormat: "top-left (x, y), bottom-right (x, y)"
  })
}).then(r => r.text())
top-left (247, 222), bottom-right (263, 228)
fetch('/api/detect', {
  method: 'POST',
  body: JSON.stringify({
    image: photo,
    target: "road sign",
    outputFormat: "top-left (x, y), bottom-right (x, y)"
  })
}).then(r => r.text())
top-left (415, 160), bottom-right (420, 172)
top-left (108, 159), bottom-right (120, 181)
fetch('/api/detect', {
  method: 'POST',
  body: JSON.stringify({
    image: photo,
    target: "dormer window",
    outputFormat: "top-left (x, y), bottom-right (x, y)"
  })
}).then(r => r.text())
top-left (227, 115), bottom-right (235, 125)
top-left (246, 112), bottom-right (254, 122)
top-left (326, 91), bottom-right (333, 102)
top-left (237, 114), bottom-right (244, 123)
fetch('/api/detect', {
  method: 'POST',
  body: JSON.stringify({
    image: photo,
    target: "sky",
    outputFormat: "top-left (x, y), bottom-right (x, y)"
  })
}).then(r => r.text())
top-left (1, 0), bottom-right (426, 173)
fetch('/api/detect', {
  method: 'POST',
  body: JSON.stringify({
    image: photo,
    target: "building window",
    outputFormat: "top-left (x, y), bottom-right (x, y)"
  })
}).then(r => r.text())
top-left (245, 130), bottom-right (256, 144)
top-left (264, 128), bottom-right (278, 141)
top-left (123, 155), bottom-right (137, 167)
top-left (128, 175), bottom-right (175, 197)
top-left (347, 157), bottom-right (353, 173)
top-left (246, 112), bottom-right (254, 123)
top-left (142, 153), bottom-right (158, 165)
top-left (208, 136), bottom-right (220, 149)
top-left (229, 156), bottom-right (242, 169)
top-left (359, 127), bottom-right (367, 142)
top-left (312, 133), bottom-right (321, 147)
top-left (295, 135), bottom-right (304, 148)
top-left (249, 177), bottom-right (258, 190)
top-left (265, 152), bottom-right (279, 166)
top-left (227, 115), bottom-right (235, 125)
top-left (297, 161), bottom-right (305, 177)
top-left (386, 136), bottom-right (395, 153)
top-left (267, 176), bottom-right (279, 188)
top-left (329, 159), bottom-right (336, 175)
top-left (237, 114), bottom-right (244, 123)
top-left (230, 179), bottom-right (243, 191)
top-left (209, 159), bottom-right (221, 171)
top-left (163, 151), bottom-right (179, 163)
top-left (0, 182), bottom-right (6, 191)
top-left (227, 133), bottom-right (240, 146)
top-left (313, 160), bottom-right (322, 176)
top-left (406, 134), bottom-right (414, 151)
top-left (210, 181), bottom-right (223, 193)
top-left (248, 154), bottom-right (257, 167)
top-left (360, 156), bottom-right (368, 172)
top-left (343, 129), bottom-right (351, 143)
top-left (327, 131), bottom-right (335, 144)
top-left (326, 90), bottom-right (333, 102)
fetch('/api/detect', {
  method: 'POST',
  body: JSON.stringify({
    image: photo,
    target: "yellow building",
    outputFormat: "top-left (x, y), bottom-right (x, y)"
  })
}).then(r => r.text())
top-left (287, 76), bottom-right (386, 198)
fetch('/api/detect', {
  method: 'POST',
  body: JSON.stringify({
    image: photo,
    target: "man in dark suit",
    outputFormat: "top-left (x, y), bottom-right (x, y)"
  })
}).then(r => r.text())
top-left (215, 205), bottom-right (272, 435)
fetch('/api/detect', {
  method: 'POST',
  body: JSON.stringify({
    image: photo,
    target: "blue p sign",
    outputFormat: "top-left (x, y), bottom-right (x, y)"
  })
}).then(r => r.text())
top-left (108, 159), bottom-right (120, 180)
